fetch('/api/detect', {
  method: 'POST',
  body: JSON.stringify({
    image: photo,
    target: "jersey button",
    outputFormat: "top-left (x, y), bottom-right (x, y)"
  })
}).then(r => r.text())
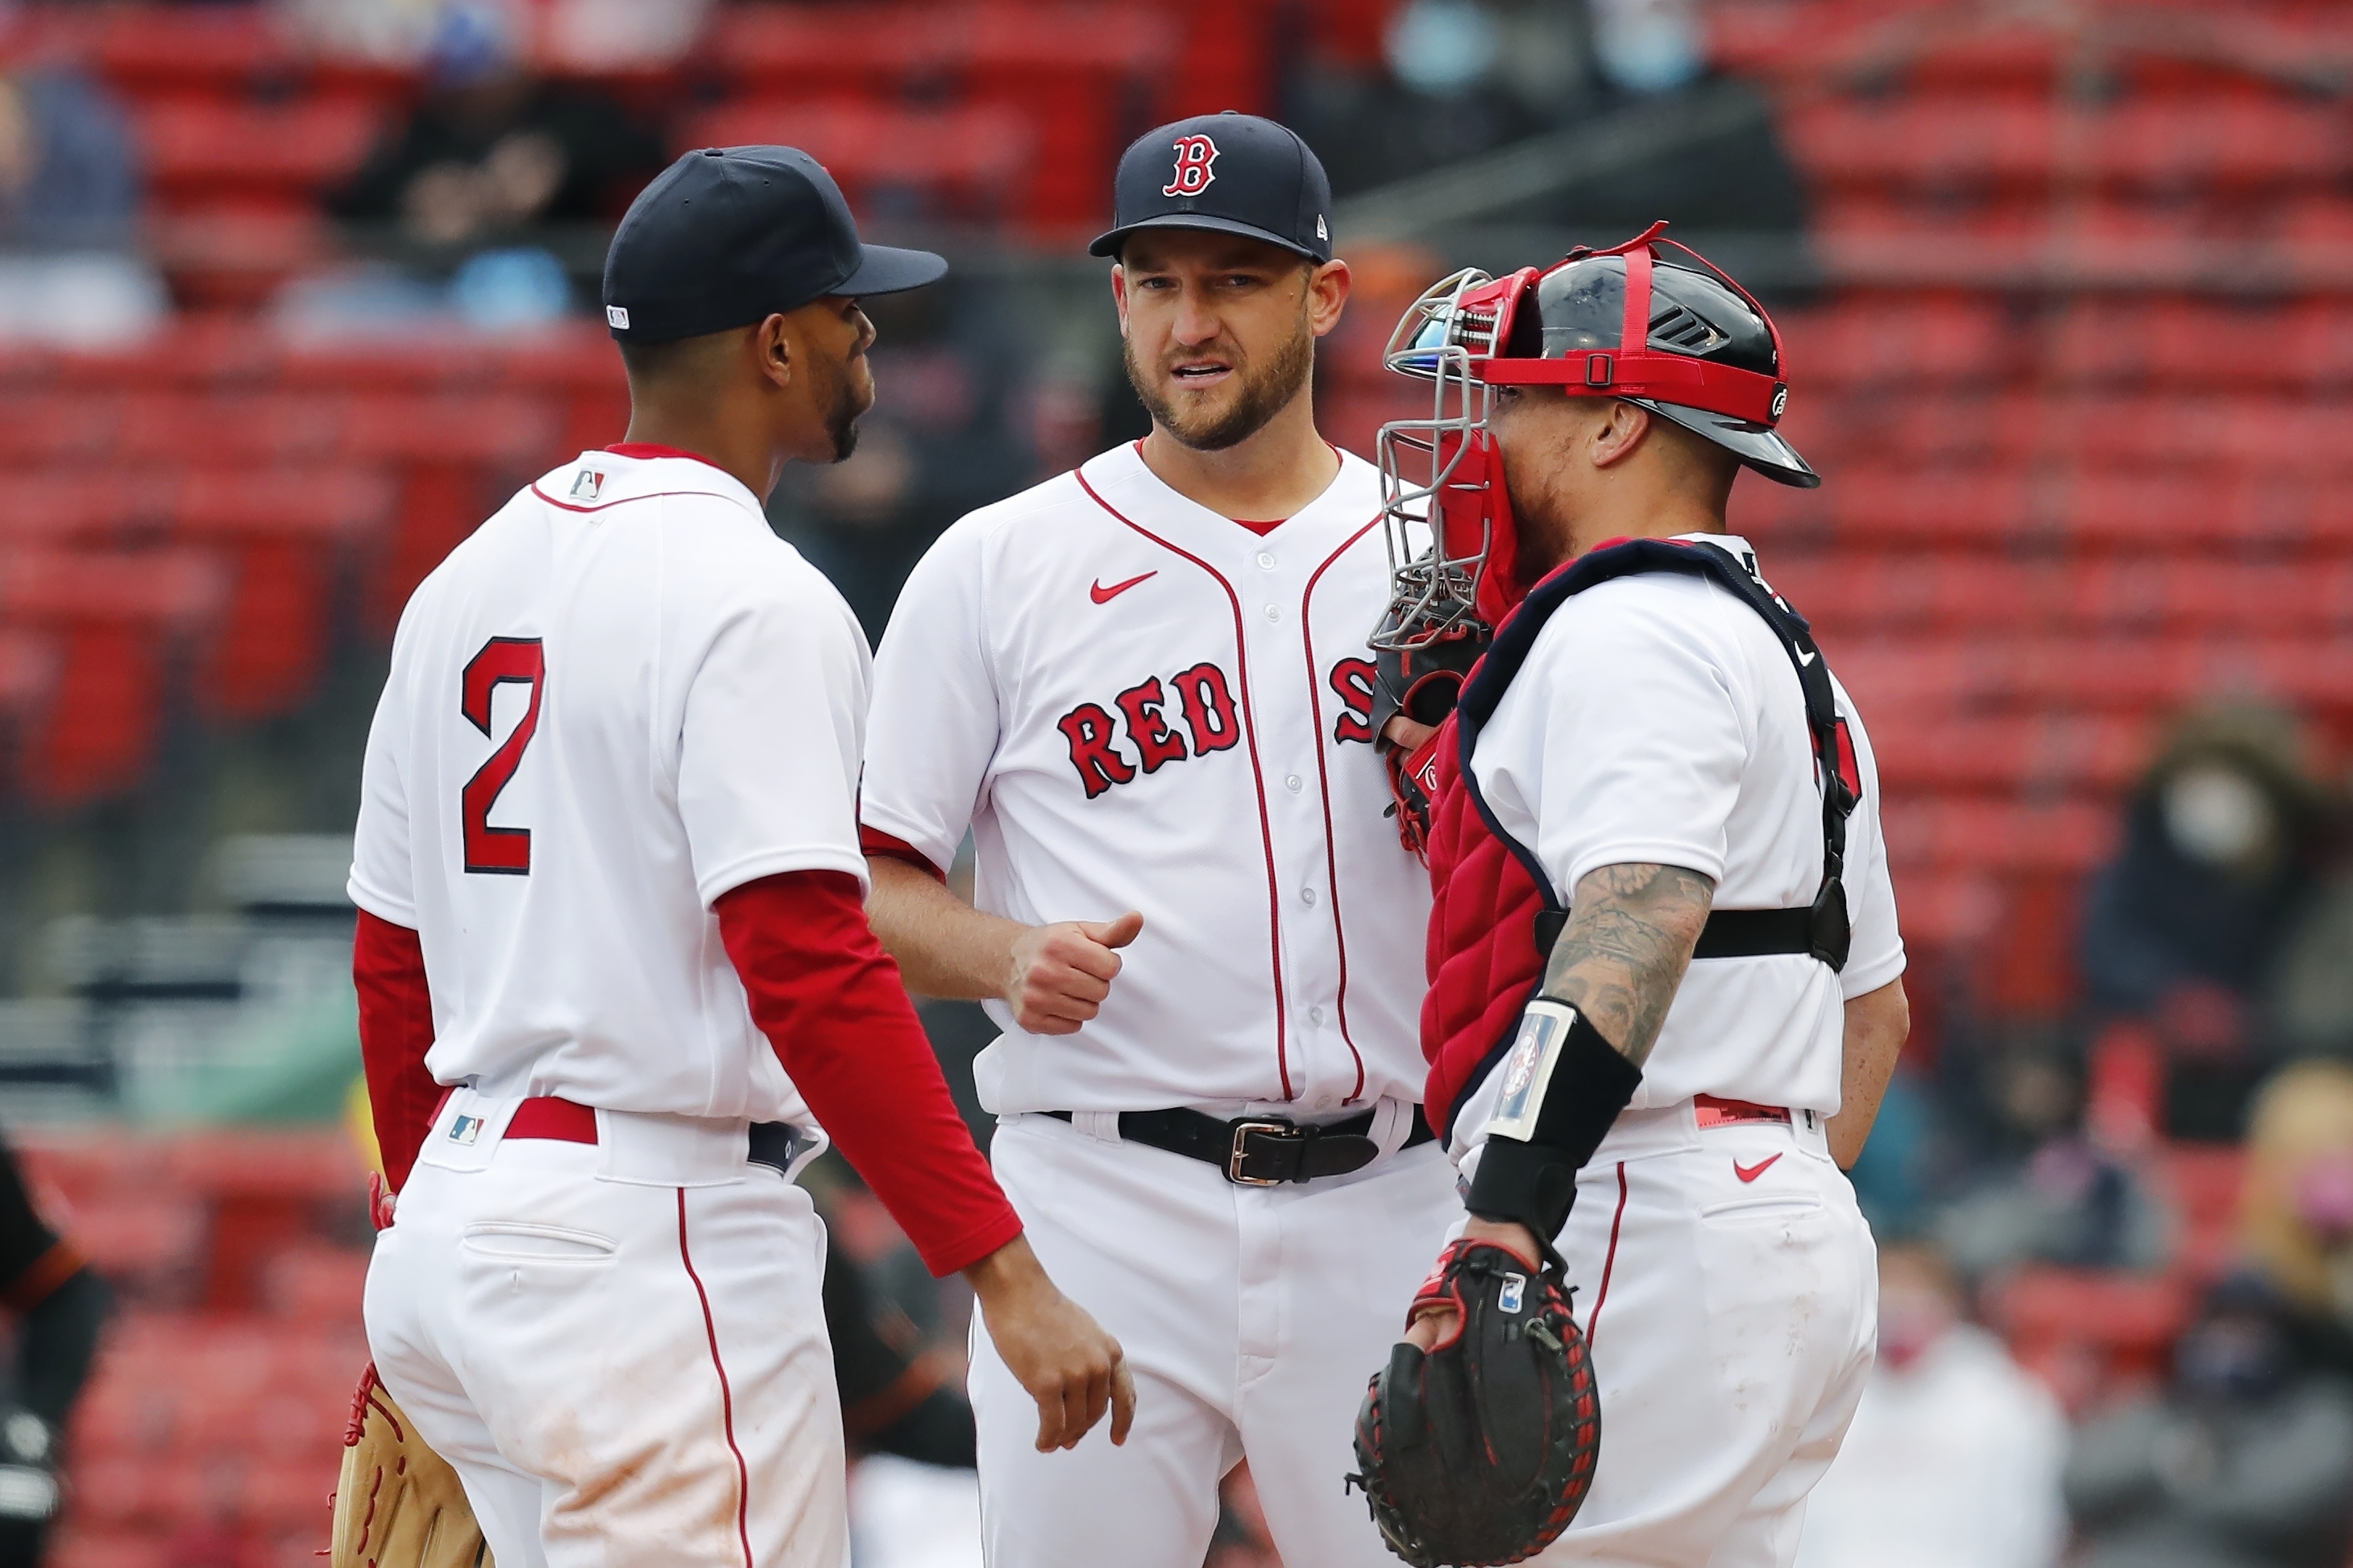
top-left (1309, 1006), bottom-right (1326, 1026)
top-left (1301, 886), bottom-right (1318, 906)
top-left (1256, 551), bottom-right (1276, 570)
top-left (1284, 774), bottom-right (1302, 793)
top-left (1263, 604), bottom-right (1281, 622)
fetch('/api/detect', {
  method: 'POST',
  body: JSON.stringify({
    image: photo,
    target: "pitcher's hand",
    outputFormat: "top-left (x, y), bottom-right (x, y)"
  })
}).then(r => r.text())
top-left (967, 1235), bottom-right (1136, 1451)
top-left (1003, 911), bottom-right (1143, 1035)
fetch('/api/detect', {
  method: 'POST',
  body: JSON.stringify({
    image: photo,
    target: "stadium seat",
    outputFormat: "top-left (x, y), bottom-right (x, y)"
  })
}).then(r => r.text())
top-left (170, 471), bottom-right (392, 720)
top-left (2156, 1144), bottom-right (2248, 1279)
top-left (680, 102), bottom-right (1034, 226)
top-left (0, 548), bottom-right (225, 803)
top-left (86, 5), bottom-right (304, 92)
top-left (134, 100), bottom-right (382, 210)
top-left (704, 4), bottom-right (952, 98)
top-left (1991, 1267), bottom-right (2193, 1410)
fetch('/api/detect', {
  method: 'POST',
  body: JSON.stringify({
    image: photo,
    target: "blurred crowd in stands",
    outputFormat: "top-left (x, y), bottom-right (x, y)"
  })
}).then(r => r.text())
top-left (0, 0), bottom-right (2346, 1566)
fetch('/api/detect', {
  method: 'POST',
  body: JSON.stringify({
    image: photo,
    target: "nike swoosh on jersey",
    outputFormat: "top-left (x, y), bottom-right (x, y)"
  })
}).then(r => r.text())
top-left (1089, 571), bottom-right (1158, 604)
top-left (1733, 1153), bottom-right (1782, 1184)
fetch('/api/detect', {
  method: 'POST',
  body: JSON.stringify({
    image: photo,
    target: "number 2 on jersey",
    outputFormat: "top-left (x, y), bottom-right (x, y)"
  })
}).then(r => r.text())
top-left (460, 637), bottom-right (546, 875)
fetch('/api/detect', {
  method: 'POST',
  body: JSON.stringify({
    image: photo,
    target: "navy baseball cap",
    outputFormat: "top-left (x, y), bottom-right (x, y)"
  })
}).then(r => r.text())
top-left (603, 147), bottom-right (946, 344)
top-left (1089, 112), bottom-right (1333, 263)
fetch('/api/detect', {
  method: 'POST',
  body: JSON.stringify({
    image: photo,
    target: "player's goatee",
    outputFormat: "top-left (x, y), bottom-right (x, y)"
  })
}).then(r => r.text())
top-left (1127, 313), bottom-right (1314, 453)
top-left (821, 355), bottom-right (864, 462)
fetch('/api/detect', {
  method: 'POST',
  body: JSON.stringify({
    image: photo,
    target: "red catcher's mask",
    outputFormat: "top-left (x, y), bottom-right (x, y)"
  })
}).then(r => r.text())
top-left (1372, 221), bottom-right (1810, 653)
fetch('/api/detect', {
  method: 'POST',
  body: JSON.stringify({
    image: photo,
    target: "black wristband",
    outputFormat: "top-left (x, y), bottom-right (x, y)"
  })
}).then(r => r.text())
top-left (1465, 1002), bottom-right (1642, 1242)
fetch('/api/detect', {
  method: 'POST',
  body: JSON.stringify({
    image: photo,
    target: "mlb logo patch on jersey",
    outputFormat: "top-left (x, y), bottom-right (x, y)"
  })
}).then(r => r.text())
top-left (448, 1114), bottom-right (484, 1146)
top-left (570, 467), bottom-right (606, 503)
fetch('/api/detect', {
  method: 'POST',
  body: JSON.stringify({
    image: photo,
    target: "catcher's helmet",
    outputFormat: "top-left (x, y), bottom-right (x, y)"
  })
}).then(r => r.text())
top-left (1373, 222), bottom-right (1813, 648)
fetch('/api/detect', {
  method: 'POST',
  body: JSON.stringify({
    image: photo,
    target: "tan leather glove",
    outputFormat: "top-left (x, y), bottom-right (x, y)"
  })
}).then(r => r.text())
top-left (332, 1363), bottom-right (492, 1568)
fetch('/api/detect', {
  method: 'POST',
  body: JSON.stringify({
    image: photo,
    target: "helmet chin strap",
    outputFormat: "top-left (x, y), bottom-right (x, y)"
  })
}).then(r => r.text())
top-left (1621, 235), bottom-right (1654, 360)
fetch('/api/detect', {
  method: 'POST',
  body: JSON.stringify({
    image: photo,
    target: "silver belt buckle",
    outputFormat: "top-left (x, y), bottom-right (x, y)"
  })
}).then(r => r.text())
top-left (1227, 1119), bottom-right (1297, 1186)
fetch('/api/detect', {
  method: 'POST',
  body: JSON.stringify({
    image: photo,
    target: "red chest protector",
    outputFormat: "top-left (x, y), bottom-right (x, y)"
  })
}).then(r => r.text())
top-left (1419, 538), bottom-right (1860, 1142)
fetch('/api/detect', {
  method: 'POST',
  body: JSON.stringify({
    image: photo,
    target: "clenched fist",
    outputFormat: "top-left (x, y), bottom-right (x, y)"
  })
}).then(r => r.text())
top-left (1003, 911), bottom-right (1143, 1035)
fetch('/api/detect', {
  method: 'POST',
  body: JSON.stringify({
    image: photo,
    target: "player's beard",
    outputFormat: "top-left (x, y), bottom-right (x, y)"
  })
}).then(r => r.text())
top-left (1127, 303), bottom-right (1315, 453)
top-left (817, 348), bottom-right (868, 462)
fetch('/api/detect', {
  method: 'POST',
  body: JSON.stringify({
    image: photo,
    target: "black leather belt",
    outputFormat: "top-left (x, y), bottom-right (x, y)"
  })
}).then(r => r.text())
top-left (748, 1120), bottom-right (808, 1175)
top-left (1044, 1104), bottom-right (1435, 1186)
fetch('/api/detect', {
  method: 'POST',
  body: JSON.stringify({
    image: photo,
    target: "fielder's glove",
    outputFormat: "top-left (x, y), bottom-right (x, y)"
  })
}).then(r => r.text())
top-left (333, 1363), bottom-right (492, 1568)
top-left (1348, 1240), bottom-right (1600, 1567)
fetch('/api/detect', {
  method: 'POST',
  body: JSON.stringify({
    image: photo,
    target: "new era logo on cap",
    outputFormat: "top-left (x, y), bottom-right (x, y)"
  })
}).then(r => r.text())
top-left (1163, 134), bottom-right (1219, 197)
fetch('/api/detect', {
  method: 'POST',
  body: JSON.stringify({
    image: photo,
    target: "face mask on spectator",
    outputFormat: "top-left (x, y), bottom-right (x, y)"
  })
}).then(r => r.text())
top-left (1875, 1282), bottom-right (1953, 1372)
top-left (2162, 761), bottom-right (2274, 871)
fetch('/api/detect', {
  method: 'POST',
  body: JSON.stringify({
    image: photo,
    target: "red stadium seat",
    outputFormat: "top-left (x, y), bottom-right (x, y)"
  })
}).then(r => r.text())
top-left (1991, 1267), bottom-right (2192, 1410)
top-left (961, 5), bottom-right (1181, 224)
top-left (135, 100), bottom-right (383, 209)
top-left (86, 6), bottom-right (303, 91)
top-left (705, 4), bottom-right (953, 98)
top-left (0, 548), bottom-right (225, 803)
top-left (168, 471), bottom-right (392, 720)
top-left (1782, 96), bottom-right (2057, 189)
top-left (1782, 298), bottom-right (2008, 387)
top-left (681, 101), bottom-right (1034, 226)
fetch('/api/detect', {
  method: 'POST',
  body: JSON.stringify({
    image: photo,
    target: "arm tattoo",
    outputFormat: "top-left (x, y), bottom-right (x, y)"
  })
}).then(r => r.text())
top-left (1538, 862), bottom-right (1716, 1068)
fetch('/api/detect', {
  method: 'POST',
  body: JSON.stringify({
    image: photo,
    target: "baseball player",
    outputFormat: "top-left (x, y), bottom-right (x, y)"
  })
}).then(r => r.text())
top-left (347, 147), bottom-right (1131, 1568)
top-left (856, 114), bottom-right (1459, 1566)
top-left (1372, 226), bottom-right (1911, 1565)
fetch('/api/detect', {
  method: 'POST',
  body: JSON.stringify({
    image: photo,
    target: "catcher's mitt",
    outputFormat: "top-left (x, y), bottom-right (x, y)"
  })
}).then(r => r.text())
top-left (1348, 1240), bottom-right (1600, 1567)
top-left (1370, 607), bottom-right (1488, 859)
top-left (333, 1363), bottom-right (492, 1568)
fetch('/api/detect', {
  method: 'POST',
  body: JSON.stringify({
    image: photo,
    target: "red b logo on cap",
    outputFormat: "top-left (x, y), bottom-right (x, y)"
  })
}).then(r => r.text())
top-left (1163, 134), bottom-right (1219, 197)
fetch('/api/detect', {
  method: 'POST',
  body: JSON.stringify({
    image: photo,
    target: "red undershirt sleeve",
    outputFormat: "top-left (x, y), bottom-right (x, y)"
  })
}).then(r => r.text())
top-left (858, 824), bottom-right (946, 883)
top-left (716, 869), bottom-right (1023, 1276)
top-left (352, 910), bottom-right (442, 1193)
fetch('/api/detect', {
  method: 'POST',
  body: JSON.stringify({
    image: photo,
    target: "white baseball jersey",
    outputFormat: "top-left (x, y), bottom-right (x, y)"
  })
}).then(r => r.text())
top-left (1450, 532), bottom-right (1905, 1139)
top-left (347, 447), bottom-right (870, 1125)
top-left (859, 440), bottom-right (1430, 1117)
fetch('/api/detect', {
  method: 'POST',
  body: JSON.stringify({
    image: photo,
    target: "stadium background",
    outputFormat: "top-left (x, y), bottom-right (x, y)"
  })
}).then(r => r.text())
top-left (0, 0), bottom-right (2348, 1564)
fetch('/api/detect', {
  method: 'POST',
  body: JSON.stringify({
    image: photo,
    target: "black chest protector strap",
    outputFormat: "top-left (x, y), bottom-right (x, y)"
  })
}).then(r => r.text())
top-left (1455, 537), bottom-right (1856, 973)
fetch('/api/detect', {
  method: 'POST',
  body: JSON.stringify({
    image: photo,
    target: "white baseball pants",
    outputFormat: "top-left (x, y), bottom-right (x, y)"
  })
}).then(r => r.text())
top-left (364, 1094), bottom-right (845, 1568)
top-left (1534, 1104), bottom-right (1878, 1568)
top-left (966, 1109), bottom-right (1460, 1568)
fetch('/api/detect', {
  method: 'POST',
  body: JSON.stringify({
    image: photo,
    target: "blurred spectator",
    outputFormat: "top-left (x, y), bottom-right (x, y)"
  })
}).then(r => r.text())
top-left (770, 284), bottom-right (1037, 642)
top-left (2078, 707), bottom-right (2331, 1140)
top-left (324, 2), bottom-right (663, 280)
top-left (2064, 1060), bottom-right (2353, 1568)
top-left (2065, 1272), bottom-right (2353, 1568)
top-left (291, 0), bottom-right (710, 73)
top-left (0, 1130), bottom-right (110, 1568)
top-left (2238, 1060), bottom-right (2353, 1358)
top-left (1797, 1240), bottom-right (2067, 1568)
top-left (0, 66), bottom-right (163, 346)
top-left (0, 70), bottom-right (136, 249)
top-left (1935, 1022), bottom-right (2168, 1279)
top-left (1285, 0), bottom-right (1592, 196)
top-left (1588, 0), bottom-right (1703, 95)
top-left (2264, 833), bottom-right (2353, 1062)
